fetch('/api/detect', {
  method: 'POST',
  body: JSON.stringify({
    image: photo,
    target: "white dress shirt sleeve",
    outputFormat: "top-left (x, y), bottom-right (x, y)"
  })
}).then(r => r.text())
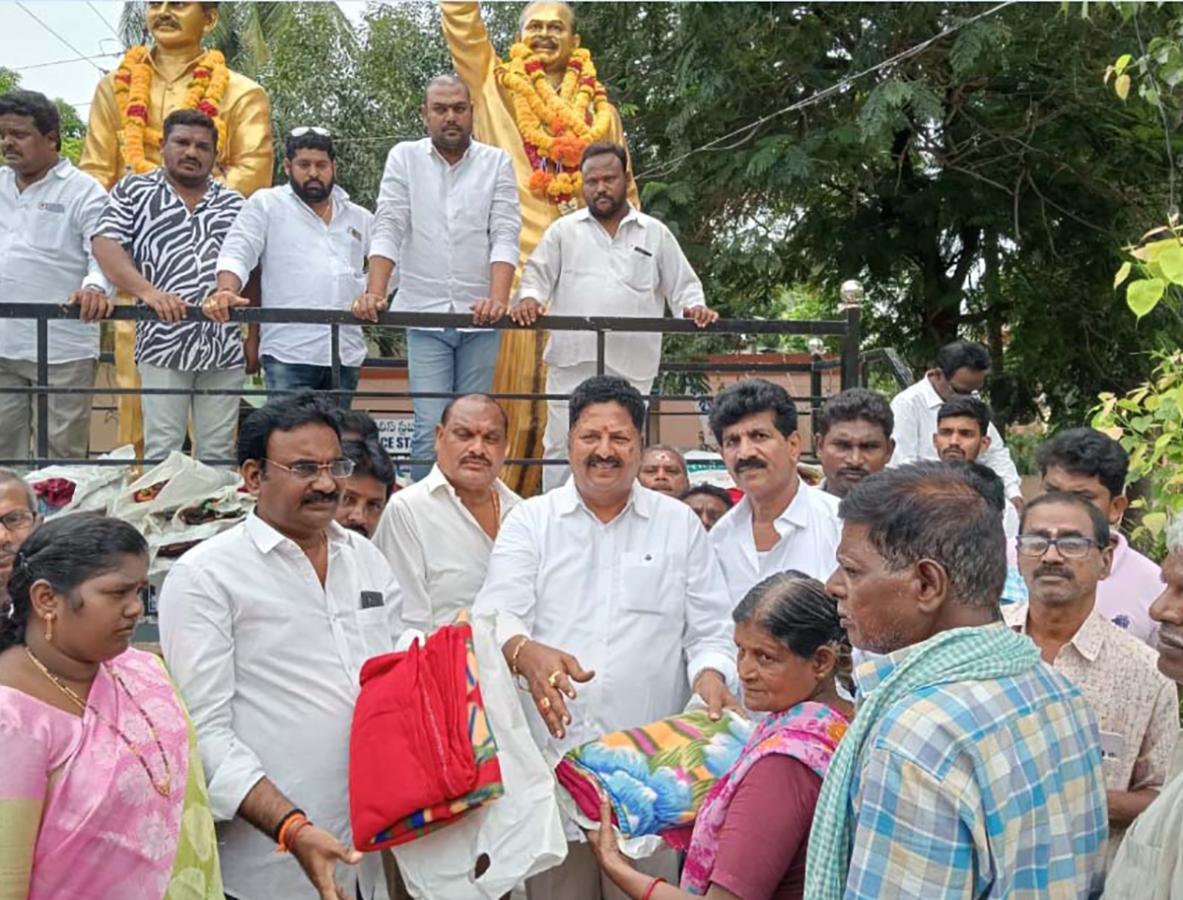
top-left (515, 221), bottom-right (561, 306)
top-left (373, 499), bottom-right (433, 634)
top-left (370, 147), bottom-right (411, 264)
top-left (680, 517), bottom-right (738, 689)
top-left (472, 503), bottom-right (540, 647)
top-left (158, 561), bottom-right (267, 821)
top-left (76, 177), bottom-right (112, 294)
top-left (889, 390), bottom-right (922, 465)
top-left (489, 152), bottom-right (522, 267)
top-left (655, 223), bottom-right (706, 314)
top-left (215, 191), bottom-right (269, 286)
top-left (982, 421), bottom-right (1023, 500)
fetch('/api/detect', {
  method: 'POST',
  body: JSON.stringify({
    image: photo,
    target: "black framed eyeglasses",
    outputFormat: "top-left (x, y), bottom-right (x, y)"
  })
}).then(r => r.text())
top-left (288, 126), bottom-right (331, 138)
top-left (264, 458), bottom-right (355, 481)
top-left (0, 510), bottom-right (35, 531)
top-left (1015, 534), bottom-right (1098, 560)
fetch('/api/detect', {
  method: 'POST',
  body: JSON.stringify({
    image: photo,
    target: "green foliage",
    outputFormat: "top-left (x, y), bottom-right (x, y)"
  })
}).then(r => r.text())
top-left (0, 67), bottom-right (17, 94)
top-left (1092, 351), bottom-right (1183, 555)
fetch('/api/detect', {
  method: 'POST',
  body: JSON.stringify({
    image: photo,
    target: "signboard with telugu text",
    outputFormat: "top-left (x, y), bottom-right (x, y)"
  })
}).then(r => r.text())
top-left (375, 417), bottom-right (414, 459)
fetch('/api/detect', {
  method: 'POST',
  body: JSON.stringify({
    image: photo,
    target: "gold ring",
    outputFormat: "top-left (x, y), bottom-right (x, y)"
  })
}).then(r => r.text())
top-left (538, 696), bottom-right (551, 711)
top-left (547, 670), bottom-right (563, 688)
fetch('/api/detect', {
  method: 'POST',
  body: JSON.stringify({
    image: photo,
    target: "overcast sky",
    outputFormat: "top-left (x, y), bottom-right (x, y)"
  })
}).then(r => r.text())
top-left (1, 1), bottom-right (369, 120)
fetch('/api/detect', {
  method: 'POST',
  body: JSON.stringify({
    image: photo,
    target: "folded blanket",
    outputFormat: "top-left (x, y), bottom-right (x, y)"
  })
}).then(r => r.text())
top-left (555, 710), bottom-right (752, 848)
top-left (350, 622), bottom-right (504, 850)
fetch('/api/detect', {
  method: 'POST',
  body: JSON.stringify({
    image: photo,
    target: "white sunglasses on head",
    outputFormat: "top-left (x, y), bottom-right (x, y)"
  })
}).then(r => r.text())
top-left (288, 126), bottom-right (331, 138)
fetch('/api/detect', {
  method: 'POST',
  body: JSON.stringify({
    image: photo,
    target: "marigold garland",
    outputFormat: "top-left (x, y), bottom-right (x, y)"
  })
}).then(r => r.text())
top-left (113, 46), bottom-right (229, 176)
top-left (496, 43), bottom-right (614, 211)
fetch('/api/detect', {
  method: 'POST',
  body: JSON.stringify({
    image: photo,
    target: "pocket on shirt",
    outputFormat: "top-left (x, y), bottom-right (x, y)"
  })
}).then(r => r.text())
top-left (356, 604), bottom-right (396, 661)
top-left (618, 551), bottom-right (675, 615)
top-left (621, 250), bottom-right (657, 293)
top-left (27, 206), bottom-right (71, 253)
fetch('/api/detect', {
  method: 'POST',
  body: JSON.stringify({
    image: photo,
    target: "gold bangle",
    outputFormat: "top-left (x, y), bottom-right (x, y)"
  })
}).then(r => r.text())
top-left (509, 635), bottom-right (530, 676)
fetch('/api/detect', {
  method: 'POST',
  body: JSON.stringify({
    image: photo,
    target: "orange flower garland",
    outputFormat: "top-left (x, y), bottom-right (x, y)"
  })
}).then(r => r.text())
top-left (113, 46), bottom-right (229, 176)
top-left (496, 43), bottom-right (614, 210)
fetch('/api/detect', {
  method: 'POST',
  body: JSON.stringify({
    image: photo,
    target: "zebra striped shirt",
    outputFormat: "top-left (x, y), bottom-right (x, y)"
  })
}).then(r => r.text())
top-left (96, 169), bottom-right (245, 371)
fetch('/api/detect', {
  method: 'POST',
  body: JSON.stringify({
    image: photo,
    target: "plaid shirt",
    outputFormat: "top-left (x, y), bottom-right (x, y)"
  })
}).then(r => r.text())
top-left (845, 637), bottom-right (1108, 899)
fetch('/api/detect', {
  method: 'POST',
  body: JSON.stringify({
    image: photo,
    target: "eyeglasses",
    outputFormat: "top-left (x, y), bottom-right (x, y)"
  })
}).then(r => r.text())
top-left (265, 458), bottom-right (355, 480)
top-left (0, 510), bottom-right (34, 531)
top-left (1016, 534), bottom-right (1098, 559)
top-left (288, 126), bottom-right (331, 138)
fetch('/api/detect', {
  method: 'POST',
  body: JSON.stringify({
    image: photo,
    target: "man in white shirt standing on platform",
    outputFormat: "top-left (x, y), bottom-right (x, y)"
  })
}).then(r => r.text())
top-left (708, 378), bottom-right (841, 602)
top-left (211, 128), bottom-right (372, 408)
top-left (473, 375), bottom-right (737, 900)
top-left (159, 391), bottom-right (406, 900)
top-left (359, 74), bottom-right (522, 481)
top-left (0, 89), bottom-right (112, 463)
top-left (374, 393), bottom-right (519, 632)
top-left (511, 143), bottom-right (719, 491)
top-left (890, 340), bottom-right (1024, 511)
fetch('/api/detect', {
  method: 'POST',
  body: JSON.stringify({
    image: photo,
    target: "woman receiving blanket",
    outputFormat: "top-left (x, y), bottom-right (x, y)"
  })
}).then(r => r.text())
top-left (587, 571), bottom-right (853, 900)
top-left (0, 514), bottom-right (221, 899)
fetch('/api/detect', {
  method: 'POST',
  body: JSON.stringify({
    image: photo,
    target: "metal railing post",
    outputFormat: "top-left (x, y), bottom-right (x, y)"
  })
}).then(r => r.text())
top-left (595, 328), bottom-right (606, 376)
top-left (808, 337), bottom-right (825, 456)
top-left (35, 318), bottom-right (50, 460)
top-left (839, 279), bottom-right (864, 391)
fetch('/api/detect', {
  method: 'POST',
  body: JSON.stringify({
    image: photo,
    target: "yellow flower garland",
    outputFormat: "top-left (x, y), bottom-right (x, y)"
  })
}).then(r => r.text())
top-left (113, 46), bottom-right (229, 176)
top-left (496, 43), bottom-right (614, 207)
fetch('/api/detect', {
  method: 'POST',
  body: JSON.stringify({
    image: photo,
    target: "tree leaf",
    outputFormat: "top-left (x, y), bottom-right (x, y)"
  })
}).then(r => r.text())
top-left (1143, 512), bottom-right (1168, 537)
top-left (1160, 245), bottom-right (1183, 284)
top-left (1114, 261), bottom-right (1133, 288)
top-left (1116, 73), bottom-right (1132, 101)
top-left (1127, 278), bottom-right (1165, 318)
top-left (1115, 53), bottom-right (1133, 75)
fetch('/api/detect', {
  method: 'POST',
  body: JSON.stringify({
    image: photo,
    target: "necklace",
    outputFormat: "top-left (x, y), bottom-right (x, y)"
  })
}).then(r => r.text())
top-left (24, 646), bottom-right (173, 797)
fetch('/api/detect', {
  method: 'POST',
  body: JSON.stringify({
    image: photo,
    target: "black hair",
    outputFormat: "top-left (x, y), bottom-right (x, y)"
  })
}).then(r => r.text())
top-left (580, 141), bottom-right (629, 175)
top-left (934, 341), bottom-right (991, 380)
top-left (839, 461), bottom-right (1006, 609)
top-left (163, 108), bottom-right (217, 146)
top-left (440, 393), bottom-right (509, 431)
top-left (1020, 491), bottom-right (1111, 547)
top-left (285, 131), bottom-right (336, 162)
top-left (237, 390), bottom-right (341, 468)
top-left (1, 513), bottom-right (147, 651)
top-left (957, 461), bottom-right (1005, 513)
top-left (816, 388), bottom-right (893, 440)
top-left (1035, 427), bottom-right (1129, 500)
top-left (0, 89), bottom-right (61, 151)
top-left (733, 570), bottom-right (853, 696)
top-left (569, 376), bottom-right (645, 433)
top-left (680, 482), bottom-right (734, 510)
top-left (332, 408), bottom-right (380, 442)
top-left (341, 438), bottom-right (396, 497)
top-left (709, 378), bottom-right (798, 444)
top-left (936, 395), bottom-right (991, 436)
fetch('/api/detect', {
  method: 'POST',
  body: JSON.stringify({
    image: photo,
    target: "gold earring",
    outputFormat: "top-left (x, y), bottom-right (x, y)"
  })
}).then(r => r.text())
top-left (44, 614), bottom-right (54, 643)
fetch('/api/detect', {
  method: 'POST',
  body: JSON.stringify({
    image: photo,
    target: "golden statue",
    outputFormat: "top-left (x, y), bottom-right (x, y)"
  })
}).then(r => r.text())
top-left (80, 1), bottom-right (273, 456)
top-left (442, 0), bottom-right (638, 494)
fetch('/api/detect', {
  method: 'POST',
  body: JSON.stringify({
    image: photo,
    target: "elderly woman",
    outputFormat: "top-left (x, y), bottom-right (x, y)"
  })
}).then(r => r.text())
top-left (0, 514), bottom-right (221, 899)
top-left (587, 571), bottom-right (853, 900)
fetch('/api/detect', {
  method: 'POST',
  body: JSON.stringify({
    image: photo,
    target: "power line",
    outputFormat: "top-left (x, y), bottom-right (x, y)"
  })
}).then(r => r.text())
top-left (15, 0), bottom-right (106, 74)
top-left (14, 51), bottom-right (122, 72)
top-left (636, 0), bottom-right (1016, 180)
top-left (86, 0), bottom-right (123, 43)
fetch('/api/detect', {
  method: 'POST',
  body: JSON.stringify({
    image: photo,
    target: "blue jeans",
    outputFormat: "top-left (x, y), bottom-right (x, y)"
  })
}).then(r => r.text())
top-left (407, 328), bottom-right (502, 480)
top-left (262, 355), bottom-right (360, 409)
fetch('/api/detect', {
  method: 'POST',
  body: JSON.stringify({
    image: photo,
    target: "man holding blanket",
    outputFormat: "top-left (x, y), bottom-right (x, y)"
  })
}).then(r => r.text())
top-left (811, 461), bottom-right (1108, 899)
top-left (474, 375), bottom-right (737, 900)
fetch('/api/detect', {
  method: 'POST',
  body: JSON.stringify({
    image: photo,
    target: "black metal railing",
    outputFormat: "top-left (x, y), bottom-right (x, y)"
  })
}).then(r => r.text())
top-left (0, 301), bottom-right (865, 469)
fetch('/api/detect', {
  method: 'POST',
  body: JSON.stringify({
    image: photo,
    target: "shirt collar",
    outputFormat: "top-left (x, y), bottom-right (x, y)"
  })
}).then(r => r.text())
top-left (734, 475), bottom-right (809, 531)
top-left (556, 479), bottom-right (651, 521)
top-left (426, 137), bottom-right (474, 164)
top-left (573, 202), bottom-right (642, 227)
top-left (853, 622), bottom-right (1012, 698)
top-left (920, 374), bottom-right (944, 409)
top-left (283, 181), bottom-right (350, 211)
top-left (146, 49), bottom-right (206, 84)
top-left (244, 512), bottom-right (347, 555)
top-left (424, 463), bottom-right (515, 506)
top-left (2, 157), bottom-right (71, 190)
top-left (1003, 600), bottom-right (1109, 663)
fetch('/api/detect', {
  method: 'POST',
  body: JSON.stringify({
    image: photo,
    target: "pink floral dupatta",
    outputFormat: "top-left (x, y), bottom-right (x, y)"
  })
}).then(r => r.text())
top-left (681, 701), bottom-right (849, 895)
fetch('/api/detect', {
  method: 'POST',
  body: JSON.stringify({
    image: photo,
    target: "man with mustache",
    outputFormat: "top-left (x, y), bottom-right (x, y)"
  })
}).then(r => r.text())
top-left (361, 75), bottom-right (522, 480)
top-left (1003, 493), bottom-right (1176, 846)
top-left (513, 143), bottom-right (718, 491)
top-left (212, 128), bottom-right (372, 407)
top-left (707, 378), bottom-right (841, 603)
top-left (159, 390), bottom-right (407, 900)
top-left (374, 394), bottom-right (520, 632)
top-left (474, 376), bottom-right (736, 900)
top-left (92, 109), bottom-right (245, 465)
top-left (0, 469), bottom-right (38, 603)
top-left (815, 388), bottom-right (894, 500)
top-left (1106, 517), bottom-right (1183, 898)
top-left (335, 436), bottom-right (397, 540)
top-left (637, 444), bottom-right (690, 498)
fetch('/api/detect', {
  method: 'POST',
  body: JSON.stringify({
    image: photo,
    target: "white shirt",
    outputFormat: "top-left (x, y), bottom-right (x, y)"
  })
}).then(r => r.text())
top-left (890, 376), bottom-right (1023, 499)
top-left (370, 137), bottom-right (521, 314)
top-left (158, 516), bottom-right (405, 900)
top-left (216, 184), bottom-right (372, 367)
top-left (472, 481), bottom-right (736, 759)
top-left (517, 204), bottom-right (707, 382)
top-left (709, 478), bottom-right (841, 603)
top-left (373, 464), bottom-right (521, 632)
top-left (0, 159), bottom-right (110, 363)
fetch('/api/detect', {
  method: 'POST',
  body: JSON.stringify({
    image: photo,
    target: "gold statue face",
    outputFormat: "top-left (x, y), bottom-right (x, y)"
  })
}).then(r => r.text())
top-left (146, 2), bottom-right (217, 51)
top-left (519, 2), bottom-right (580, 73)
